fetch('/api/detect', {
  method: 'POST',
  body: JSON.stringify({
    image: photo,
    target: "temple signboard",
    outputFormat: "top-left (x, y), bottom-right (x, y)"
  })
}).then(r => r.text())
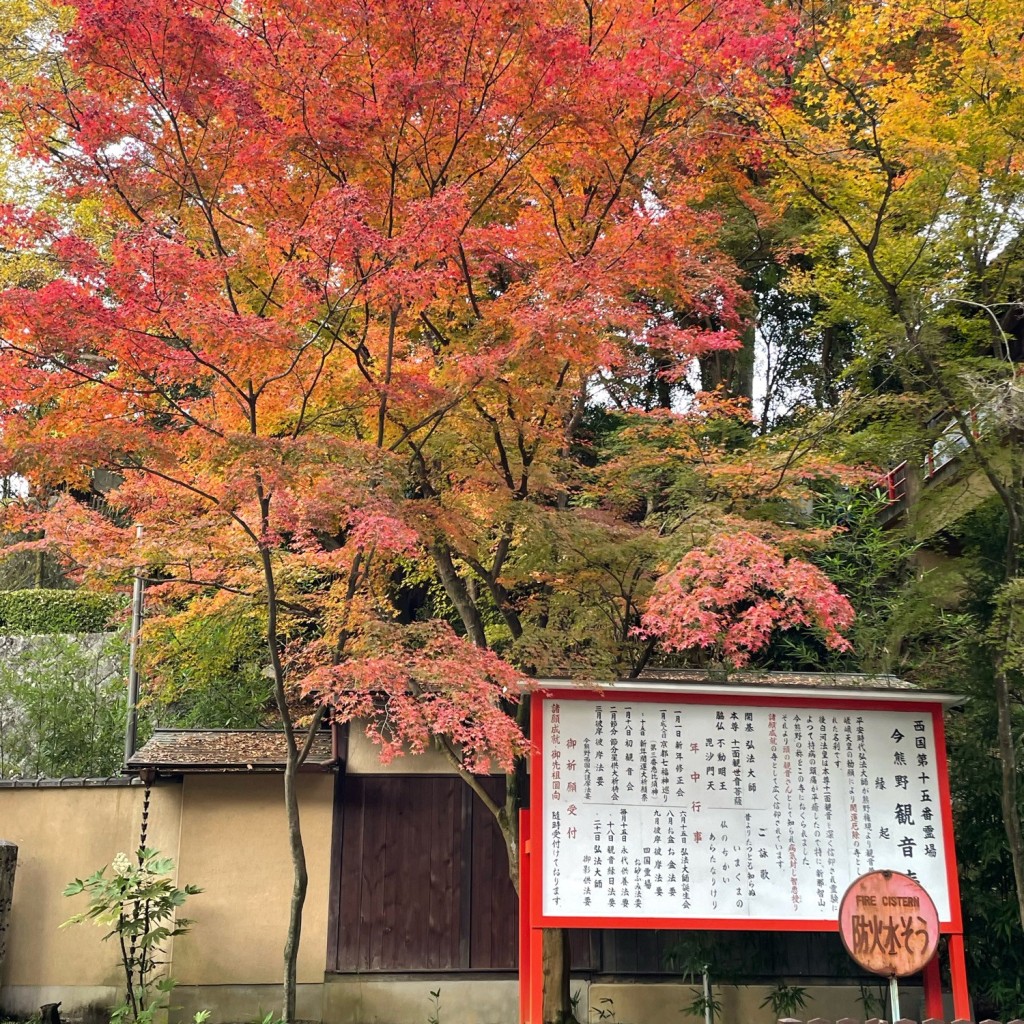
top-left (535, 693), bottom-right (955, 927)
top-left (520, 679), bottom-right (968, 1024)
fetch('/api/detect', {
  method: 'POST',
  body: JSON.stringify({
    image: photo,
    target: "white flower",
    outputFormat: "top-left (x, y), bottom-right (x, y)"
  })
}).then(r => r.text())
top-left (112, 852), bottom-right (132, 877)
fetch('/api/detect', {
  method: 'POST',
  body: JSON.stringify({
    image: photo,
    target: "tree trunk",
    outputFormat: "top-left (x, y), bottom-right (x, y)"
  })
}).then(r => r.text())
top-left (914, 338), bottom-right (1024, 931)
top-left (259, 541), bottom-right (310, 1024)
top-left (995, 483), bottom-right (1024, 934)
top-left (430, 543), bottom-right (488, 647)
top-left (542, 928), bottom-right (572, 1024)
top-left (698, 324), bottom-right (755, 402)
top-left (441, 558), bottom-right (575, 1024)
top-left (993, 661), bottom-right (1024, 932)
top-left (281, 753), bottom-right (308, 1024)
top-left (0, 840), bottom-right (16, 984)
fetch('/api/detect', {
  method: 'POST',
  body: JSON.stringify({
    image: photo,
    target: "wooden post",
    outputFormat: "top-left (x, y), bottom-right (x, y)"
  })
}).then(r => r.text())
top-left (948, 931), bottom-right (971, 1021)
top-left (518, 809), bottom-right (544, 1024)
top-left (922, 948), bottom-right (944, 1020)
top-left (519, 810), bottom-right (530, 1024)
top-left (0, 840), bottom-right (17, 980)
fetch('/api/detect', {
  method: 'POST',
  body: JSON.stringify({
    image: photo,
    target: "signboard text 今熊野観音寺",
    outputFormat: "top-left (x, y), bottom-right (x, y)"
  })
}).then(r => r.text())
top-left (540, 698), bottom-right (951, 924)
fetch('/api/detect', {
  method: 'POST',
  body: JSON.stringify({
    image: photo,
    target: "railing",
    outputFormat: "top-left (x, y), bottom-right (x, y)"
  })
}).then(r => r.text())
top-left (924, 409), bottom-right (981, 480)
top-left (88, 491), bottom-right (131, 527)
top-left (775, 1018), bottom-right (1024, 1023)
top-left (876, 460), bottom-right (909, 526)
top-left (875, 405), bottom-right (985, 524)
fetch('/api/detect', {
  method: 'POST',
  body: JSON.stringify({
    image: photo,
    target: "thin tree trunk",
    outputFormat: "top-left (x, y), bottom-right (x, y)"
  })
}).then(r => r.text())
top-left (994, 467), bottom-right (1024, 933)
top-left (260, 542), bottom-right (323, 1024)
top-left (495, 788), bottom-right (575, 1024)
top-left (542, 929), bottom-right (572, 1024)
top-left (994, 659), bottom-right (1024, 931)
top-left (281, 749), bottom-right (307, 1024)
top-left (439, 543), bottom-right (576, 1024)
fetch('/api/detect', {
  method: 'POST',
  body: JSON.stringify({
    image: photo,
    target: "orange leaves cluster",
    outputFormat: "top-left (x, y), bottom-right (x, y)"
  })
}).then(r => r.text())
top-left (0, 0), bottom-right (794, 490)
top-left (301, 621), bottom-right (529, 772)
top-left (0, 0), bottom-right (851, 753)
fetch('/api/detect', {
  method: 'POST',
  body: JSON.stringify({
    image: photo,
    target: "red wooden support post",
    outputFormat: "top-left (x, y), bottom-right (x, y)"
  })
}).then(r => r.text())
top-left (922, 950), bottom-right (943, 1020)
top-left (518, 808), bottom-right (544, 1024)
top-left (949, 931), bottom-right (971, 1021)
top-left (519, 810), bottom-right (530, 1024)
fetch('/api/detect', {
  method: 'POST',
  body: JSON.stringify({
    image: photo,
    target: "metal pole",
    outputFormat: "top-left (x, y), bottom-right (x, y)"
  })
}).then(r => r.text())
top-left (123, 524), bottom-right (144, 768)
top-left (888, 975), bottom-right (900, 1023)
top-left (702, 966), bottom-right (712, 1024)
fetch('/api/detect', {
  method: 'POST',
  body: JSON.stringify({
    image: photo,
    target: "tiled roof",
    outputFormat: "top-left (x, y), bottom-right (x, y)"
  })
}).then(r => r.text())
top-left (127, 728), bottom-right (336, 773)
top-left (636, 668), bottom-right (918, 691)
top-left (535, 672), bottom-right (963, 706)
top-left (0, 776), bottom-right (144, 788)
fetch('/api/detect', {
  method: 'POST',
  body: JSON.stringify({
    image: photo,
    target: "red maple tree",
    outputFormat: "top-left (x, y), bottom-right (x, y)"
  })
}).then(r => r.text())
top-left (0, 0), bottom-right (822, 1018)
top-left (639, 530), bottom-right (855, 667)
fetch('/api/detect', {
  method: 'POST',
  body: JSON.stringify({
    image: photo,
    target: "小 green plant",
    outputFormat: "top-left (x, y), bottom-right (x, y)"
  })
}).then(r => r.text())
top-left (759, 982), bottom-right (809, 1019)
top-left (63, 848), bottom-right (202, 1024)
top-left (427, 987), bottom-right (441, 1024)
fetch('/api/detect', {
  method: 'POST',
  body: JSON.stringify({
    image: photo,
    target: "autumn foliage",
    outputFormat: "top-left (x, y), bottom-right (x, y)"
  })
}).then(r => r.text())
top-left (0, 0), bottom-right (863, 1016)
top-left (639, 531), bottom-right (855, 667)
top-left (0, 0), bottom-right (817, 710)
top-left (301, 620), bottom-right (529, 772)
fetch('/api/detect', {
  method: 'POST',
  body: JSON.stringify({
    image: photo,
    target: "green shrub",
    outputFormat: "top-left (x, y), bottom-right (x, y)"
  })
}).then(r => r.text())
top-left (143, 609), bottom-right (272, 728)
top-left (64, 848), bottom-right (202, 1024)
top-left (0, 634), bottom-right (128, 777)
top-left (0, 588), bottom-right (119, 634)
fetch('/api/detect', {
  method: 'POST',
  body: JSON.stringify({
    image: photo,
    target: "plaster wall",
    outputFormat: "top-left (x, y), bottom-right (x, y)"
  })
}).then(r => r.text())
top-left (587, 980), bottom-right (924, 1024)
top-left (320, 977), bottom-right (944, 1024)
top-left (345, 728), bottom-right (454, 775)
top-left (323, 977), bottom-right (518, 1024)
top-left (0, 774), bottom-right (333, 1022)
top-left (171, 774), bottom-right (334, 989)
top-left (0, 782), bottom-right (183, 1016)
top-left (0, 773), bottom-right (960, 1024)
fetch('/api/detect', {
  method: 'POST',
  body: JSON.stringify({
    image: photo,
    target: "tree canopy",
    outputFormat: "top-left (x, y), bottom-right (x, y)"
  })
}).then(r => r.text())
top-left (3, 0), bottom-right (1024, 1017)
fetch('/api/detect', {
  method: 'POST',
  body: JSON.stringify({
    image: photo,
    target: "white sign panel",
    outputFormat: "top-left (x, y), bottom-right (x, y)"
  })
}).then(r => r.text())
top-left (540, 698), bottom-right (951, 922)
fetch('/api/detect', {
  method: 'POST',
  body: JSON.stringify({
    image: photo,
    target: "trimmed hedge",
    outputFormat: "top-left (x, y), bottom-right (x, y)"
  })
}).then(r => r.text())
top-left (0, 589), bottom-right (119, 634)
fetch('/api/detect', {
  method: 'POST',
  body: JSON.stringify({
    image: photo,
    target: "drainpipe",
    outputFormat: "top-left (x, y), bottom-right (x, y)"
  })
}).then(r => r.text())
top-left (123, 524), bottom-right (145, 769)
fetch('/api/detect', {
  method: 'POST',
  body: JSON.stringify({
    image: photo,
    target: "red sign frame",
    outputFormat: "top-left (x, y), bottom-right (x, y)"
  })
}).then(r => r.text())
top-left (519, 683), bottom-right (968, 1023)
top-left (530, 688), bottom-right (962, 933)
